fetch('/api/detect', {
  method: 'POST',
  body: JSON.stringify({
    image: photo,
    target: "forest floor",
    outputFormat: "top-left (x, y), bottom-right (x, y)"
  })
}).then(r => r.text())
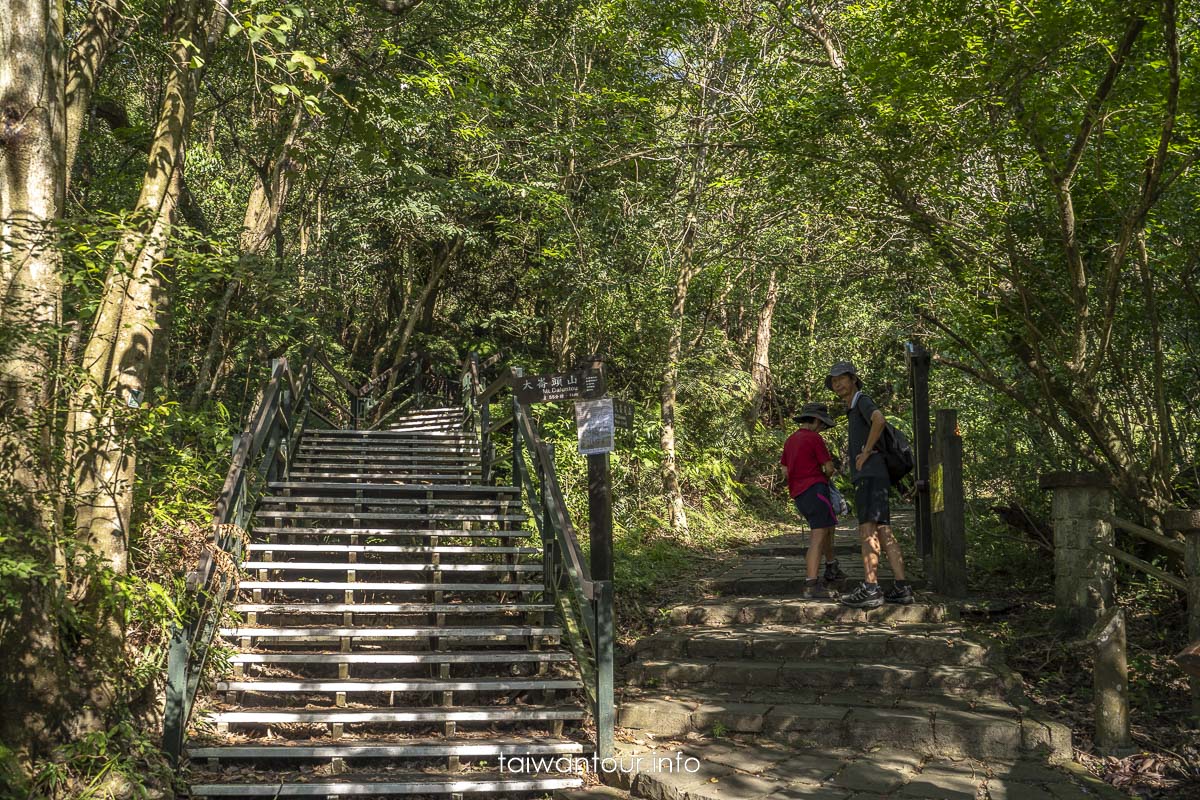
top-left (610, 498), bottom-right (1200, 799)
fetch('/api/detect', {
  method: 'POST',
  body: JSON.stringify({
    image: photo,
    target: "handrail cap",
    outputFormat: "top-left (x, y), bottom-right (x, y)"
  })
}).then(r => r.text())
top-left (1038, 471), bottom-right (1112, 490)
top-left (1165, 509), bottom-right (1200, 533)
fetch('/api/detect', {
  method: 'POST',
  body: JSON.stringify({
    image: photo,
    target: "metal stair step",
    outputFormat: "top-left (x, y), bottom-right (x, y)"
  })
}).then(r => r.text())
top-left (284, 472), bottom-right (483, 482)
top-left (221, 625), bottom-right (561, 638)
top-left (256, 496), bottom-right (519, 509)
top-left (247, 527), bottom-right (530, 539)
top-left (210, 706), bottom-right (587, 724)
top-left (301, 432), bottom-right (473, 442)
top-left (243, 544), bottom-right (538, 555)
top-left (253, 511), bottom-right (526, 523)
top-left (229, 651), bottom-right (572, 665)
top-left (186, 738), bottom-right (586, 760)
top-left (190, 774), bottom-right (582, 797)
top-left (237, 581), bottom-right (543, 592)
top-left (215, 678), bottom-right (582, 692)
top-left (291, 454), bottom-right (480, 464)
top-left (232, 602), bottom-right (554, 614)
top-left (265, 482), bottom-right (512, 495)
top-left (239, 562), bottom-right (541, 573)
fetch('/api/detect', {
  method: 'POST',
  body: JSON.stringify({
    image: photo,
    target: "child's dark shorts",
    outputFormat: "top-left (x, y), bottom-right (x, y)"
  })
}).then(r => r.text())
top-left (793, 483), bottom-right (837, 529)
top-left (854, 476), bottom-right (891, 525)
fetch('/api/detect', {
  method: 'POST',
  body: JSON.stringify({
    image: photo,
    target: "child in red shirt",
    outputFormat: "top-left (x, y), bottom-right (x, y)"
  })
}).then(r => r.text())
top-left (781, 403), bottom-right (843, 598)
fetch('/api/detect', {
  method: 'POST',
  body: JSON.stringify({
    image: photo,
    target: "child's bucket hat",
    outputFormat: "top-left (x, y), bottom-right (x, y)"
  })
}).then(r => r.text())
top-left (794, 402), bottom-right (836, 429)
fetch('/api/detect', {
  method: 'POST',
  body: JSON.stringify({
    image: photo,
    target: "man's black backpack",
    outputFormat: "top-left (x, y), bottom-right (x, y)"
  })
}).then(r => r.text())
top-left (856, 403), bottom-right (915, 486)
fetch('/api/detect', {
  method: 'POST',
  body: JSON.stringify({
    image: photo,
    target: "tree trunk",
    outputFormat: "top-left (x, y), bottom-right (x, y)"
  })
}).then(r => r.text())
top-left (0, 0), bottom-right (72, 769)
top-left (65, 0), bottom-right (221, 724)
top-left (190, 103), bottom-right (304, 409)
top-left (65, 0), bottom-right (123, 186)
top-left (744, 263), bottom-right (779, 427)
top-left (383, 236), bottom-right (463, 393)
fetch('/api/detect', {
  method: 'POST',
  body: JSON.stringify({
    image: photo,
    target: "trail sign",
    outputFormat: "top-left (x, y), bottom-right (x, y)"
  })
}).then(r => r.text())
top-left (514, 368), bottom-right (606, 405)
top-left (612, 399), bottom-right (634, 431)
top-left (575, 398), bottom-right (615, 455)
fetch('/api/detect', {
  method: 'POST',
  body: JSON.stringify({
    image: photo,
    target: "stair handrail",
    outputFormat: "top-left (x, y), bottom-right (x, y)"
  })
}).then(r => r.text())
top-left (457, 353), bottom-right (614, 759)
top-left (161, 345), bottom-right (360, 761)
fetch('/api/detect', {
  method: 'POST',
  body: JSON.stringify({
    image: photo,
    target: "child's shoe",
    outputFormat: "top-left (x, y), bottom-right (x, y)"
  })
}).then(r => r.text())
top-left (884, 582), bottom-right (914, 605)
top-left (823, 559), bottom-right (848, 584)
top-left (804, 578), bottom-right (834, 600)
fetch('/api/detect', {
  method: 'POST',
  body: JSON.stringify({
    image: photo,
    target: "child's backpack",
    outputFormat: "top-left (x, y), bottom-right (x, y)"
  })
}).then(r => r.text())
top-left (856, 403), bottom-right (915, 486)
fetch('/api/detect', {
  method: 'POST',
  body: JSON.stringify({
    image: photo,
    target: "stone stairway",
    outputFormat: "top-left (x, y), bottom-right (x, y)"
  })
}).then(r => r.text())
top-left (608, 525), bottom-right (1122, 800)
top-left (186, 407), bottom-right (590, 797)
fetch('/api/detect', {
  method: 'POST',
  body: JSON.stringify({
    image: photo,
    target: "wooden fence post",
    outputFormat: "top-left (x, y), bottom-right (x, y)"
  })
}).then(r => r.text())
top-left (1088, 607), bottom-right (1132, 753)
top-left (1039, 472), bottom-right (1114, 633)
top-left (906, 341), bottom-right (933, 572)
top-left (1166, 509), bottom-right (1200, 721)
top-left (930, 409), bottom-right (967, 597)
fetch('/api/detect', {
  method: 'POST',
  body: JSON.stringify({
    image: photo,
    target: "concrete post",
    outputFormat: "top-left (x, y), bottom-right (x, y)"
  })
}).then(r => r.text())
top-left (1088, 607), bottom-right (1132, 753)
top-left (1039, 472), bottom-right (1115, 633)
top-left (1165, 508), bottom-right (1200, 721)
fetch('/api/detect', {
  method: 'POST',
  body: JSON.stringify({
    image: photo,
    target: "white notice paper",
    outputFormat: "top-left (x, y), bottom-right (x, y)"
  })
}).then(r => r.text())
top-left (575, 398), bottom-right (615, 455)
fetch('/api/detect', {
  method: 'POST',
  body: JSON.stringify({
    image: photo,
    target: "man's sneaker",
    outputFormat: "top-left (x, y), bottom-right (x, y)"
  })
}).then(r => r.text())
top-left (840, 582), bottom-right (884, 609)
top-left (804, 579), bottom-right (835, 600)
top-left (885, 583), bottom-right (915, 605)
top-left (823, 560), bottom-right (848, 584)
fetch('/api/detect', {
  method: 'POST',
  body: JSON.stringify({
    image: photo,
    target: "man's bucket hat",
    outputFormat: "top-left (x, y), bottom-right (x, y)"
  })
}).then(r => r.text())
top-left (793, 402), bottom-right (836, 429)
top-left (825, 360), bottom-right (862, 390)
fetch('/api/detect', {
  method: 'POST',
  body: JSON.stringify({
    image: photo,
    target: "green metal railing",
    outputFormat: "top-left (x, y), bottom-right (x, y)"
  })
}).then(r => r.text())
top-left (161, 349), bottom-right (360, 761)
top-left (458, 354), bottom-right (615, 760)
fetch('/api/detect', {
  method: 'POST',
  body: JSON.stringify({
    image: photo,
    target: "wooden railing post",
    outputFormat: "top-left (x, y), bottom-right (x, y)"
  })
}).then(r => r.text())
top-left (511, 367), bottom-right (523, 506)
top-left (1039, 472), bottom-right (1115, 633)
top-left (1166, 509), bottom-right (1200, 720)
top-left (906, 341), bottom-right (933, 571)
top-left (930, 409), bottom-right (967, 597)
top-left (594, 580), bottom-right (614, 761)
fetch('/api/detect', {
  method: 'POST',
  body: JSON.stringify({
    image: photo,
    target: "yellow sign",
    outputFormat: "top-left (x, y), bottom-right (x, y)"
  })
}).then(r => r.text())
top-left (931, 463), bottom-right (944, 514)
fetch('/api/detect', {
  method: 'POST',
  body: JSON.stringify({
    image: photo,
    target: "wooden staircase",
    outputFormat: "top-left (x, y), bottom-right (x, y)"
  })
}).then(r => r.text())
top-left (185, 407), bottom-right (589, 797)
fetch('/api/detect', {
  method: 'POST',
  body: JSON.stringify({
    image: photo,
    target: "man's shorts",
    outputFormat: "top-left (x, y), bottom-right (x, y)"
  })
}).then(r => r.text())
top-left (854, 476), bottom-right (891, 525)
top-left (793, 482), bottom-right (838, 529)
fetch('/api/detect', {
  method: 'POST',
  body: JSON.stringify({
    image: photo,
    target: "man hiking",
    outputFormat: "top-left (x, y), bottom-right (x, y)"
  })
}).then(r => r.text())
top-left (826, 361), bottom-right (913, 608)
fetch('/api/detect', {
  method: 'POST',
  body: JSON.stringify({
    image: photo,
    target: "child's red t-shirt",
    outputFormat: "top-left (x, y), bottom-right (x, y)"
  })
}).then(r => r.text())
top-left (780, 428), bottom-right (833, 498)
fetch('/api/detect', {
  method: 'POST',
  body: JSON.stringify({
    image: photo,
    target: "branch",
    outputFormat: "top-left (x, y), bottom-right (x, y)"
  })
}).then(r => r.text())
top-left (1060, 12), bottom-right (1147, 189)
top-left (371, 0), bottom-right (425, 16)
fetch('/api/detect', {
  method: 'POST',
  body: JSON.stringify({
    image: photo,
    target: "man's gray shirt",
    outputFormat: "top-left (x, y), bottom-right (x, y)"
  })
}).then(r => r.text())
top-left (847, 391), bottom-right (889, 482)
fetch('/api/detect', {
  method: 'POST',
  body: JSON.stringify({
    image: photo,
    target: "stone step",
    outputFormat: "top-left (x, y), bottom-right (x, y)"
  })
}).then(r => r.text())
top-left (216, 678), bottom-right (582, 694)
top-left (253, 511), bottom-right (526, 523)
top-left (626, 658), bottom-right (1005, 695)
top-left (211, 706), bottom-right (586, 725)
top-left (233, 602), bottom-right (553, 614)
top-left (609, 739), bottom-right (1093, 800)
top-left (243, 544), bottom-right (539, 556)
top-left (632, 624), bottom-right (991, 667)
top-left (187, 737), bottom-right (586, 761)
top-left (239, 562), bottom-right (541, 574)
top-left (190, 774), bottom-right (581, 796)
top-left (222, 625), bottom-right (560, 639)
top-left (237, 580), bottom-right (544, 593)
top-left (663, 597), bottom-right (957, 627)
top-left (248, 527), bottom-right (531, 539)
top-left (615, 689), bottom-right (1070, 762)
top-left (229, 651), bottom-right (572, 666)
